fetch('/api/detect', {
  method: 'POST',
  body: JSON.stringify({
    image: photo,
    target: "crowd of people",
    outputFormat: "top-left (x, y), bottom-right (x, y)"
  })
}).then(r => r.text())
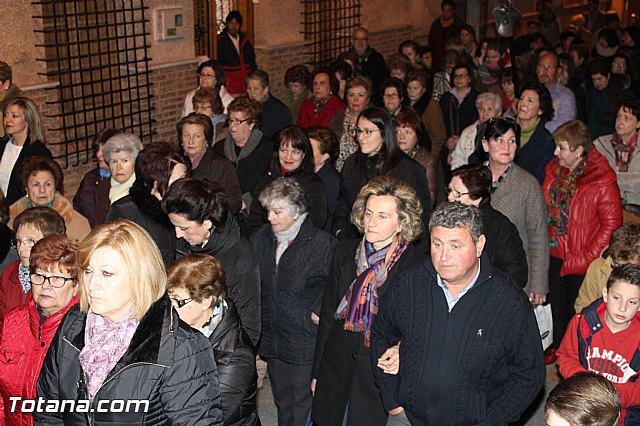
top-left (0, 2), bottom-right (640, 425)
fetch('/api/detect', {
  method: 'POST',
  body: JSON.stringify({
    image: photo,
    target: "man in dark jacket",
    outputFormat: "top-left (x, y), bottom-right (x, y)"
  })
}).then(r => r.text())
top-left (217, 11), bottom-right (257, 95)
top-left (245, 69), bottom-right (292, 141)
top-left (370, 202), bottom-right (545, 425)
top-left (349, 27), bottom-right (387, 101)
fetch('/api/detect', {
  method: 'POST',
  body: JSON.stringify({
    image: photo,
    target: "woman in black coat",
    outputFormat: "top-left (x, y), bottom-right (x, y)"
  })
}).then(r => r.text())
top-left (162, 178), bottom-right (261, 348)
top-left (36, 220), bottom-right (222, 425)
top-left (0, 97), bottom-right (52, 205)
top-left (250, 177), bottom-right (336, 426)
top-left (447, 164), bottom-right (528, 288)
top-left (312, 175), bottom-right (426, 426)
top-left (167, 254), bottom-right (259, 426)
top-left (106, 142), bottom-right (191, 266)
top-left (246, 125), bottom-right (327, 237)
top-left (332, 107), bottom-right (431, 241)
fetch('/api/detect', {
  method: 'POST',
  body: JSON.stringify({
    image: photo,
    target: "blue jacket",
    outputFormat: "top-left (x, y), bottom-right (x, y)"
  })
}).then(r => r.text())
top-left (516, 122), bottom-right (555, 184)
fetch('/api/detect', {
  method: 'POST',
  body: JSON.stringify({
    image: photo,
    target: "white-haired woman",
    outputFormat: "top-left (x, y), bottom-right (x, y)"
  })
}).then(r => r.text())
top-left (102, 132), bottom-right (143, 204)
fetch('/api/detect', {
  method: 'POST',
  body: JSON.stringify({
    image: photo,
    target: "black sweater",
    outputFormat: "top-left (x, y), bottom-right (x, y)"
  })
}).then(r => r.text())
top-left (370, 254), bottom-right (545, 425)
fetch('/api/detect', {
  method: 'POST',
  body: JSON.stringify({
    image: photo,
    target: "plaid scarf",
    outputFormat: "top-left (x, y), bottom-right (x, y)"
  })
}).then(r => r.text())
top-left (335, 236), bottom-right (408, 347)
top-left (313, 96), bottom-right (330, 117)
top-left (610, 132), bottom-right (638, 173)
top-left (547, 160), bottom-right (584, 248)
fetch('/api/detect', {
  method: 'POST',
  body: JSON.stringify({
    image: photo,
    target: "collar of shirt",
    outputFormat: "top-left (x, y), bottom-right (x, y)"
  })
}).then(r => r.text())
top-left (436, 259), bottom-right (481, 312)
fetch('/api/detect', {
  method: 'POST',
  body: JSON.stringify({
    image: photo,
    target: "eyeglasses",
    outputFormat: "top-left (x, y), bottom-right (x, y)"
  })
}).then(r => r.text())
top-left (383, 93), bottom-right (399, 99)
top-left (199, 73), bottom-right (216, 79)
top-left (350, 127), bottom-right (381, 138)
top-left (31, 272), bottom-right (76, 288)
top-left (195, 104), bottom-right (213, 110)
top-left (228, 117), bottom-right (250, 125)
top-left (11, 238), bottom-right (37, 248)
top-left (445, 187), bottom-right (470, 198)
top-left (453, 73), bottom-right (469, 79)
top-left (170, 297), bottom-right (194, 308)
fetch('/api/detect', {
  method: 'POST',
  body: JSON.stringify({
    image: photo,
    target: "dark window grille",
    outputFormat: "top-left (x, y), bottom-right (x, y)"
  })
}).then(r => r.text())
top-left (301, 0), bottom-right (362, 67)
top-left (194, 0), bottom-right (238, 58)
top-left (33, 0), bottom-right (154, 168)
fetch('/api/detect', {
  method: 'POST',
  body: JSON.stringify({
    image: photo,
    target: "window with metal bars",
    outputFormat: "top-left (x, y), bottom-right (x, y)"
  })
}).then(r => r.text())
top-left (33, 0), bottom-right (154, 168)
top-left (301, 0), bottom-right (362, 67)
top-left (194, 0), bottom-right (238, 58)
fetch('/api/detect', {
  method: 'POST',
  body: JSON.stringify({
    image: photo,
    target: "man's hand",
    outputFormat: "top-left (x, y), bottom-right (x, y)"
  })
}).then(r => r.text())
top-left (377, 345), bottom-right (400, 375)
top-left (311, 378), bottom-right (317, 396)
top-left (389, 407), bottom-right (405, 415)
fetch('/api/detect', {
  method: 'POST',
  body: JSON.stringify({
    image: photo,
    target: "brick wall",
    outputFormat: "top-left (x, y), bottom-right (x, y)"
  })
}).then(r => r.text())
top-left (256, 25), bottom-right (423, 99)
top-left (151, 61), bottom-right (200, 144)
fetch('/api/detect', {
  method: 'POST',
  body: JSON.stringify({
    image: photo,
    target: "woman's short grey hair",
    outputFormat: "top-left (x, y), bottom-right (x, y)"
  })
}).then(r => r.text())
top-left (429, 201), bottom-right (483, 242)
top-left (476, 91), bottom-right (502, 114)
top-left (258, 177), bottom-right (308, 217)
top-left (351, 175), bottom-right (423, 242)
top-left (102, 132), bottom-right (143, 163)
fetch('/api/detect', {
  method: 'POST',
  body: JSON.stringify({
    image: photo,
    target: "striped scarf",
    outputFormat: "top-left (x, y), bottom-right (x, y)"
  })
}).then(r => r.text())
top-left (335, 236), bottom-right (408, 347)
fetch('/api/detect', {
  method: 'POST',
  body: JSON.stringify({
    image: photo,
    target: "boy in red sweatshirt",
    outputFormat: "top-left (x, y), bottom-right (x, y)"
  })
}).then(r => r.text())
top-left (557, 264), bottom-right (640, 424)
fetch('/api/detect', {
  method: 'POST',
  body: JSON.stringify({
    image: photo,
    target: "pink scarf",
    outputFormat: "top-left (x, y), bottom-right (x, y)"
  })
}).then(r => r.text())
top-left (79, 309), bottom-right (139, 400)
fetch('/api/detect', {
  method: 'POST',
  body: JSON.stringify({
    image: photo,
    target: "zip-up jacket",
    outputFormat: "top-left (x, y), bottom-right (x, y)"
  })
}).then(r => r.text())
top-left (251, 216), bottom-right (336, 364)
top-left (35, 296), bottom-right (223, 425)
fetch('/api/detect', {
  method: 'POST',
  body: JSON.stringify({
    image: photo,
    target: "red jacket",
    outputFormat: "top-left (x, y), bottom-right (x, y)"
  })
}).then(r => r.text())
top-left (0, 261), bottom-right (31, 329)
top-left (542, 149), bottom-right (622, 276)
top-left (0, 296), bottom-right (79, 425)
top-left (296, 95), bottom-right (346, 128)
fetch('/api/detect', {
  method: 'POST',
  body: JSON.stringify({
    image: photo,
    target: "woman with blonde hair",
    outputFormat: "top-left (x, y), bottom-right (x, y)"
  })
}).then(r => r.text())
top-left (0, 97), bottom-right (52, 204)
top-left (36, 219), bottom-right (223, 425)
top-left (313, 175), bottom-right (426, 426)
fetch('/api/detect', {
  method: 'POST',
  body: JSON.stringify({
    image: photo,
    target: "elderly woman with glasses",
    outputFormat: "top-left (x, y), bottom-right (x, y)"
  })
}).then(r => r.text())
top-left (0, 235), bottom-right (79, 425)
top-left (167, 254), bottom-right (259, 426)
top-left (333, 107), bottom-right (431, 241)
top-left (251, 177), bottom-right (336, 426)
top-left (191, 88), bottom-right (228, 144)
top-left (0, 207), bottom-right (66, 327)
top-left (36, 220), bottom-right (223, 425)
top-left (313, 175), bottom-right (425, 426)
top-left (214, 97), bottom-right (274, 216)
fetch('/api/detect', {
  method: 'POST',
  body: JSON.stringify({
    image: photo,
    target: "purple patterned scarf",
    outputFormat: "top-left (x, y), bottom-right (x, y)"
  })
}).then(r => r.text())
top-left (79, 308), bottom-right (139, 400)
top-left (335, 236), bottom-right (408, 347)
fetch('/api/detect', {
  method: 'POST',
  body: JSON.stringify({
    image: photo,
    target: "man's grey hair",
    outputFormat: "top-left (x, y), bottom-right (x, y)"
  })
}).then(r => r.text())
top-left (476, 91), bottom-right (502, 114)
top-left (102, 132), bottom-right (143, 162)
top-left (258, 177), bottom-right (308, 217)
top-left (429, 202), bottom-right (483, 242)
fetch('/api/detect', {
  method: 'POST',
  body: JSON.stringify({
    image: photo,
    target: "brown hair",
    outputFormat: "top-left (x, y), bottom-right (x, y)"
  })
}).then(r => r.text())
top-left (192, 87), bottom-right (224, 116)
top-left (18, 156), bottom-right (64, 192)
top-left (177, 113), bottom-right (214, 146)
top-left (13, 207), bottom-right (66, 238)
top-left (552, 120), bottom-right (592, 158)
top-left (227, 96), bottom-right (262, 125)
top-left (167, 254), bottom-right (227, 308)
top-left (345, 76), bottom-right (372, 98)
top-left (29, 234), bottom-right (78, 278)
top-left (609, 223), bottom-right (640, 263)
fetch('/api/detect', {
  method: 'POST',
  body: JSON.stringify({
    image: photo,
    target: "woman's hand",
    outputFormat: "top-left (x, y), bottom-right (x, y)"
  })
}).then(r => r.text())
top-left (311, 312), bottom-right (319, 325)
top-left (446, 135), bottom-right (460, 151)
top-left (389, 407), bottom-right (405, 415)
top-left (529, 293), bottom-right (547, 305)
top-left (377, 345), bottom-right (400, 374)
top-left (311, 378), bottom-right (317, 396)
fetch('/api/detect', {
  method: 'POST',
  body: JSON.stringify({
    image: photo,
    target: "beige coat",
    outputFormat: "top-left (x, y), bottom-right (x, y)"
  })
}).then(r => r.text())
top-left (574, 250), bottom-right (612, 313)
top-left (9, 193), bottom-right (91, 245)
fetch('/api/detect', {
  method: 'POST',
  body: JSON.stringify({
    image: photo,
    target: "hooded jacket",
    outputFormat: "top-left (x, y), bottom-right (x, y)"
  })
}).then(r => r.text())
top-left (35, 297), bottom-right (223, 425)
top-left (0, 296), bottom-right (78, 425)
top-left (542, 148), bottom-right (623, 276)
top-left (176, 216), bottom-right (261, 347)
